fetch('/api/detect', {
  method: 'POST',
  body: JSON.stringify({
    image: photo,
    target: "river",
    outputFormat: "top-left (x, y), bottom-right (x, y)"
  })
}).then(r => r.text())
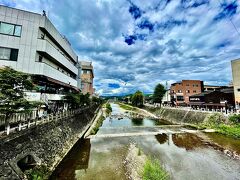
top-left (51, 103), bottom-right (240, 180)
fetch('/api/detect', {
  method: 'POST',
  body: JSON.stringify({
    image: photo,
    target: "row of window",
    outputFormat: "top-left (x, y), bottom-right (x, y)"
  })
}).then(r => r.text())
top-left (82, 70), bottom-right (91, 74)
top-left (172, 90), bottom-right (199, 93)
top-left (186, 90), bottom-right (198, 93)
top-left (38, 55), bottom-right (76, 79)
top-left (186, 84), bottom-right (199, 87)
top-left (0, 22), bottom-right (22, 37)
top-left (0, 47), bottom-right (18, 61)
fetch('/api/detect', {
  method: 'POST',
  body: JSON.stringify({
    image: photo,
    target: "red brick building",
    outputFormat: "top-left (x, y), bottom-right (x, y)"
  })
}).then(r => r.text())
top-left (170, 80), bottom-right (204, 106)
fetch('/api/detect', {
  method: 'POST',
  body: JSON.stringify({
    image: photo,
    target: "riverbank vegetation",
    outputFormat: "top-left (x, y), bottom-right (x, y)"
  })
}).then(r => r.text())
top-left (90, 103), bottom-right (111, 135)
top-left (144, 106), bottom-right (240, 139)
top-left (199, 113), bottom-right (240, 139)
top-left (118, 103), bottom-right (138, 111)
top-left (91, 115), bottom-right (105, 135)
top-left (105, 103), bottom-right (112, 114)
top-left (142, 158), bottom-right (169, 180)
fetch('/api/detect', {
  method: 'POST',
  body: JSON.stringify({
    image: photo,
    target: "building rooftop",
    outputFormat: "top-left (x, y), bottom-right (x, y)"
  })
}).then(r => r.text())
top-left (190, 91), bottom-right (214, 97)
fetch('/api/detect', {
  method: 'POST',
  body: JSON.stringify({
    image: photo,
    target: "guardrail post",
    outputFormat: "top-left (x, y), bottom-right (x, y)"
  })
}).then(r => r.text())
top-left (6, 123), bottom-right (10, 135)
top-left (18, 122), bottom-right (22, 131)
top-left (27, 119), bottom-right (31, 128)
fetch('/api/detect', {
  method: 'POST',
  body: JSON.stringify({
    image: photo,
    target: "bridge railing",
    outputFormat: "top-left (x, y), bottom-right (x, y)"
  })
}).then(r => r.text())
top-left (0, 104), bottom-right (98, 136)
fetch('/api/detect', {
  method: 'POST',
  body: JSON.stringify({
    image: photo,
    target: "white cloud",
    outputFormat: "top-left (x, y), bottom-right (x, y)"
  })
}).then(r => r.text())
top-left (1, 0), bottom-right (239, 95)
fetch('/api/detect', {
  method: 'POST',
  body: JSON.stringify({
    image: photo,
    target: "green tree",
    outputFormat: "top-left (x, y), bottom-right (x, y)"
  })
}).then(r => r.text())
top-left (131, 90), bottom-right (144, 107)
top-left (0, 67), bottom-right (34, 122)
top-left (153, 84), bottom-right (166, 107)
top-left (80, 93), bottom-right (90, 106)
top-left (63, 92), bottom-right (91, 109)
top-left (63, 92), bottom-right (80, 109)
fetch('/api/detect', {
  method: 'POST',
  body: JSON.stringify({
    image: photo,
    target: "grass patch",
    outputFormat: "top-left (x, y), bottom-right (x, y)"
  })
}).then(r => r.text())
top-left (118, 103), bottom-right (138, 111)
top-left (142, 158), bottom-right (169, 180)
top-left (91, 115), bottom-right (105, 135)
top-left (214, 124), bottom-right (240, 139)
top-left (25, 165), bottom-right (48, 180)
top-left (198, 113), bottom-right (240, 139)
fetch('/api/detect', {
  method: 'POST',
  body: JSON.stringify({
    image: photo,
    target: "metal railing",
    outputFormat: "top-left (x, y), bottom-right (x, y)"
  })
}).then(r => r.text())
top-left (0, 104), bottom-right (98, 136)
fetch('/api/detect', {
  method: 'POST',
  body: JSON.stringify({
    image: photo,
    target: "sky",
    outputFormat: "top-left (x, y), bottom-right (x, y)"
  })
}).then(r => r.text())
top-left (1, 0), bottom-right (240, 96)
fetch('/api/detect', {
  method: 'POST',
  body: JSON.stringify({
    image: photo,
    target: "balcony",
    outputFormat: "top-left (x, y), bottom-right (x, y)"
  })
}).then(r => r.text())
top-left (38, 63), bottom-right (77, 87)
top-left (37, 39), bottom-right (78, 75)
top-left (40, 17), bottom-right (78, 62)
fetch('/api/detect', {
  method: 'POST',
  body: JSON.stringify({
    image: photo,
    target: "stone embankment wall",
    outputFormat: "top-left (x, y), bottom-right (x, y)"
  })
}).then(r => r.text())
top-left (148, 107), bottom-right (213, 124)
top-left (0, 105), bottom-right (99, 180)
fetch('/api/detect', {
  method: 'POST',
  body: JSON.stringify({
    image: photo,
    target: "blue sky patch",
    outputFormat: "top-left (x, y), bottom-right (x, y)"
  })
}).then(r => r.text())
top-left (108, 83), bottom-right (120, 89)
top-left (128, 1), bottom-right (142, 19)
top-left (138, 19), bottom-right (154, 32)
top-left (214, 1), bottom-right (238, 21)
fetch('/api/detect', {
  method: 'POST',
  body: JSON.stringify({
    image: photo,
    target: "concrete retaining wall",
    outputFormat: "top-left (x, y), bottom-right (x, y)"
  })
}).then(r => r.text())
top-left (150, 107), bottom-right (212, 124)
top-left (0, 105), bottom-right (98, 180)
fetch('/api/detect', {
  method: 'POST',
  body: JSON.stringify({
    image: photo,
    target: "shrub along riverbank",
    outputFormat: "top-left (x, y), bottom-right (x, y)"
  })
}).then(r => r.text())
top-left (90, 103), bottom-right (112, 135)
top-left (198, 113), bottom-right (240, 139)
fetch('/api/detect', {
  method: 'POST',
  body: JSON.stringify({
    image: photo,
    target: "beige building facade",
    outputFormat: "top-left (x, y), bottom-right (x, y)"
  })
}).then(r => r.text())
top-left (231, 59), bottom-right (240, 110)
top-left (80, 61), bottom-right (94, 95)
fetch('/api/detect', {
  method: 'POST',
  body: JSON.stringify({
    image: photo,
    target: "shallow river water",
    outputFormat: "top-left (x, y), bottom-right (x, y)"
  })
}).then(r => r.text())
top-left (51, 103), bottom-right (240, 180)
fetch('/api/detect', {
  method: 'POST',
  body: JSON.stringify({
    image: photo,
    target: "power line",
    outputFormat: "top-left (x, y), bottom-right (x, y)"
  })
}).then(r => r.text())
top-left (216, 0), bottom-right (240, 37)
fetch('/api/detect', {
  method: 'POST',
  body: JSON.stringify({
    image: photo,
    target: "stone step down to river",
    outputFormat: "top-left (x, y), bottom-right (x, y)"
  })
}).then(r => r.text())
top-left (87, 129), bottom-right (215, 139)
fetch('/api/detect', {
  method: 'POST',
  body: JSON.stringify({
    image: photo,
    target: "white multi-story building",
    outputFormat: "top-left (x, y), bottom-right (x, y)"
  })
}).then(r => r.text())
top-left (0, 5), bottom-right (81, 103)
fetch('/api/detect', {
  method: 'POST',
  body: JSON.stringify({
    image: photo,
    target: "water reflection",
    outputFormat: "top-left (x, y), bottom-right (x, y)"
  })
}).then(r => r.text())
top-left (50, 139), bottom-right (91, 180)
top-left (131, 118), bottom-right (143, 126)
top-left (154, 133), bottom-right (205, 150)
top-left (155, 133), bottom-right (168, 144)
top-left (172, 133), bottom-right (204, 150)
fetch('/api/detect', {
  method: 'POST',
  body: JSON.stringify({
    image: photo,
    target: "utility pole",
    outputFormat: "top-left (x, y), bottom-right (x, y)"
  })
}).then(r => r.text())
top-left (166, 81), bottom-right (169, 102)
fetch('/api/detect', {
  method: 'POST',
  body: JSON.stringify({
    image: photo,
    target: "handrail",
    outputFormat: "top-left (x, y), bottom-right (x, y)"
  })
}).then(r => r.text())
top-left (0, 103), bottom-right (99, 136)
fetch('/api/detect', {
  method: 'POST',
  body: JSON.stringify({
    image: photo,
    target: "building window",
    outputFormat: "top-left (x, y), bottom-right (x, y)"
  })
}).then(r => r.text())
top-left (10, 49), bottom-right (18, 61)
top-left (14, 25), bottom-right (22, 36)
top-left (186, 84), bottom-right (189, 86)
top-left (0, 22), bottom-right (22, 37)
top-left (177, 96), bottom-right (184, 101)
top-left (193, 90), bottom-right (197, 93)
top-left (178, 90), bottom-right (182, 93)
top-left (0, 47), bottom-right (10, 60)
top-left (186, 90), bottom-right (190, 93)
top-left (195, 84), bottom-right (199, 87)
top-left (238, 88), bottom-right (240, 92)
top-left (0, 47), bottom-right (18, 61)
